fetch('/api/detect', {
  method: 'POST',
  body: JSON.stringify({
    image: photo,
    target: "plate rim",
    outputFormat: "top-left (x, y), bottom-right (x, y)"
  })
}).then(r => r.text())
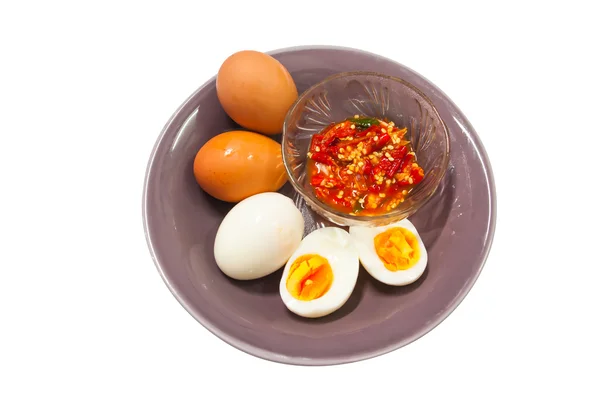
top-left (141, 44), bottom-right (498, 366)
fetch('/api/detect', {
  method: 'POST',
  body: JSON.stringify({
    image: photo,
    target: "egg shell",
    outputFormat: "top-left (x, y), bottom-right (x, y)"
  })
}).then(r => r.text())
top-left (279, 227), bottom-right (360, 318)
top-left (216, 50), bottom-right (298, 135)
top-left (193, 130), bottom-right (287, 203)
top-left (349, 219), bottom-right (428, 286)
top-left (214, 192), bottom-right (304, 281)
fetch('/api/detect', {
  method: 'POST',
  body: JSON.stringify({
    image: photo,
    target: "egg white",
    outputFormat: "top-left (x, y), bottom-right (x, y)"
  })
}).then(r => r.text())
top-left (349, 219), bottom-right (428, 286)
top-left (279, 227), bottom-right (359, 318)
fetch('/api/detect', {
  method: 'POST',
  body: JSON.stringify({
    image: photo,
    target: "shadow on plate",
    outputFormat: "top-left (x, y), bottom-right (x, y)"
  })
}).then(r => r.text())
top-left (197, 186), bottom-right (236, 216)
top-left (226, 268), bottom-right (283, 296)
top-left (410, 165), bottom-right (456, 249)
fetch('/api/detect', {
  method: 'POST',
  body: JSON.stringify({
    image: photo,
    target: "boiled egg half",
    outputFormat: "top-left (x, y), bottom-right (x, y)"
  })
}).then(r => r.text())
top-left (349, 219), bottom-right (428, 286)
top-left (279, 227), bottom-right (359, 318)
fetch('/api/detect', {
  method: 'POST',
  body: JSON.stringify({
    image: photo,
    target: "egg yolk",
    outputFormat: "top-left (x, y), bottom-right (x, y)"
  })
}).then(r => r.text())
top-left (286, 254), bottom-right (333, 301)
top-left (374, 227), bottom-right (420, 271)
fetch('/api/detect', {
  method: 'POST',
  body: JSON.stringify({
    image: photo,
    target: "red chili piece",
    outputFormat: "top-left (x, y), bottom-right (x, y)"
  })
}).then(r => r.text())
top-left (311, 152), bottom-right (334, 166)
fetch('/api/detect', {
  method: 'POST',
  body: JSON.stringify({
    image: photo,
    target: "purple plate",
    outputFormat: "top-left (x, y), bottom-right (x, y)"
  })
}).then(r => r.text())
top-left (142, 45), bottom-right (496, 366)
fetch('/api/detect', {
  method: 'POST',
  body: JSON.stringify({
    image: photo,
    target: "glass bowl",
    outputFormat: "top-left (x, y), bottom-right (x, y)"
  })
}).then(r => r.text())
top-left (282, 71), bottom-right (450, 227)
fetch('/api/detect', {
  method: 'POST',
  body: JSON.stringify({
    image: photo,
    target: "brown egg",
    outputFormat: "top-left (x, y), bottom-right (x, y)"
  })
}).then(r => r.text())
top-left (216, 50), bottom-right (298, 135)
top-left (193, 130), bottom-right (288, 202)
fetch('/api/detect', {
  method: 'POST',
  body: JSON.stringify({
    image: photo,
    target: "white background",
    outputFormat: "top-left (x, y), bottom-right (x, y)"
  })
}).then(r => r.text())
top-left (1, 1), bottom-right (599, 397)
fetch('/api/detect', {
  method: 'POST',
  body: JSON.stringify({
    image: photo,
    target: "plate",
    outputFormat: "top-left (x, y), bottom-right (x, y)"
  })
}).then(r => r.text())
top-left (142, 45), bottom-right (497, 366)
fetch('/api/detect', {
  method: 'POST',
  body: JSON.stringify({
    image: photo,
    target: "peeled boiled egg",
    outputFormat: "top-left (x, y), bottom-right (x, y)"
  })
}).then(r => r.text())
top-left (216, 50), bottom-right (298, 135)
top-left (193, 130), bottom-right (287, 203)
top-left (214, 192), bottom-right (304, 281)
top-left (349, 219), bottom-right (428, 286)
top-left (279, 227), bottom-right (359, 318)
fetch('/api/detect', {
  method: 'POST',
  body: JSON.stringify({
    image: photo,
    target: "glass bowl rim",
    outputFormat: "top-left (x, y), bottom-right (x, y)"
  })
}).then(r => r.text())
top-left (281, 70), bottom-right (451, 224)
